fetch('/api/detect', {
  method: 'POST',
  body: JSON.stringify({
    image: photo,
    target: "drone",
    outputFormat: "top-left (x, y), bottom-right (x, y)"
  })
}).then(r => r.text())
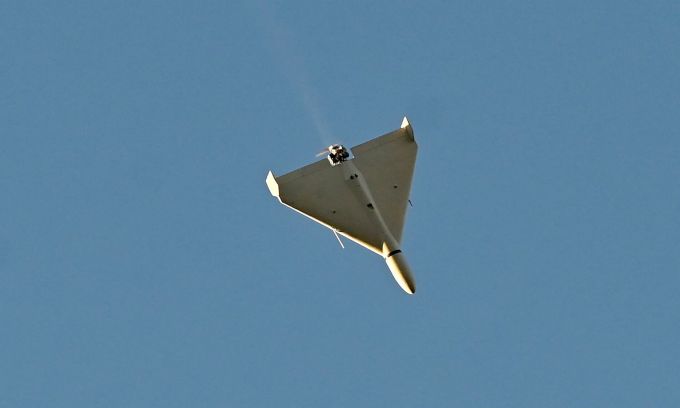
top-left (266, 118), bottom-right (418, 294)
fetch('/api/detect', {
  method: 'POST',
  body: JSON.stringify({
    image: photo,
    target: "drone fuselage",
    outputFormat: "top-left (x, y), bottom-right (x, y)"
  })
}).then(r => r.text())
top-left (338, 159), bottom-right (415, 294)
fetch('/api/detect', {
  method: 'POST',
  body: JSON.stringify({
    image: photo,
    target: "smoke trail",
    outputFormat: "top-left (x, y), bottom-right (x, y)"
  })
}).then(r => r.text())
top-left (251, 1), bottom-right (333, 146)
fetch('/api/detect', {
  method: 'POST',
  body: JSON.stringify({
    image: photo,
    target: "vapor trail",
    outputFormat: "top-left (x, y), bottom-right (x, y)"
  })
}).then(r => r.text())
top-left (252, 2), bottom-right (333, 146)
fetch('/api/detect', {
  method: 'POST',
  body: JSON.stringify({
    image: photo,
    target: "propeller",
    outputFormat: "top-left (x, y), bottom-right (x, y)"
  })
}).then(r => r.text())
top-left (315, 144), bottom-right (348, 160)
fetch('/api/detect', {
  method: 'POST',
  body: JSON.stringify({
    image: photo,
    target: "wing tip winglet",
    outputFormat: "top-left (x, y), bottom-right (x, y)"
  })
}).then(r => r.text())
top-left (266, 170), bottom-right (280, 198)
top-left (401, 116), bottom-right (410, 129)
top-left (401, 116), bottom-right (415, 141)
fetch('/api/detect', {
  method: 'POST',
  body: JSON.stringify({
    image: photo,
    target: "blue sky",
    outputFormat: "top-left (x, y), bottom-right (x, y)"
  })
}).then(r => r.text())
top-left (2, 1), bottom-right (679, 406)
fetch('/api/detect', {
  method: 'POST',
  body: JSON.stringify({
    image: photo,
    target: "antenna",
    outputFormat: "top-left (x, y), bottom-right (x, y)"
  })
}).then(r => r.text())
top-left (332, 229), bottom-right (345, 249)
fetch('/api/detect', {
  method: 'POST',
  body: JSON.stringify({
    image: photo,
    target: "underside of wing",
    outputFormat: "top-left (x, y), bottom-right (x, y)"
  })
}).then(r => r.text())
top-left (266, 161), bottom-right (387, 255)
top-left (351, 120), bottom-right (417, 243)
top-left (266, 117), bottom-right (417, 253)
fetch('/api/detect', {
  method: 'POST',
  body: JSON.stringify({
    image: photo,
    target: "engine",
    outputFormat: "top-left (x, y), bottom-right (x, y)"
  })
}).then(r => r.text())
top-left (327, 144), bottom-right (350, 166)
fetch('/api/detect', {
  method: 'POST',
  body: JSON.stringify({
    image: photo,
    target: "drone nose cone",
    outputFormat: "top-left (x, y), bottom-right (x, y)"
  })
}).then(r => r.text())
top-left (385, 251), bottom-right (416, 295)
top-left (399, 272), bottom-right (416, 294)
top-left (404, 279), bottom-right (416, 295)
